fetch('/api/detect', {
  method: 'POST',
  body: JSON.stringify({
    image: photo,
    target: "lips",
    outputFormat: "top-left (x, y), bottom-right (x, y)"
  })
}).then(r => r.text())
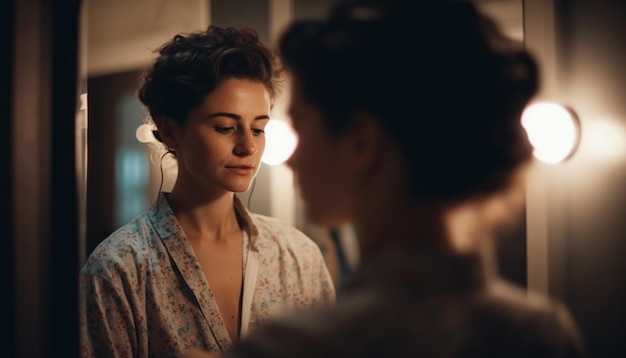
top-left (225, 165), bottom-right (255, 175)
top-left (225, 165), bottom-right (255, 169)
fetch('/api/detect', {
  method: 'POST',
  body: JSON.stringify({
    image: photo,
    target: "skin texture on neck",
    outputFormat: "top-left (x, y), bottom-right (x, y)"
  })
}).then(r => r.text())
top-left (167, 188), bottom-right (242, 244)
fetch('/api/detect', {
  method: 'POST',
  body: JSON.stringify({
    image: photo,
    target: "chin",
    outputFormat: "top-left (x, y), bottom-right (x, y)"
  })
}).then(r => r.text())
top-left (223, 179), bottom-right (255, 193)
top-left (230, 185), bottom-right (254, 193)
top-left (228, 186), bottom-right (250, 194)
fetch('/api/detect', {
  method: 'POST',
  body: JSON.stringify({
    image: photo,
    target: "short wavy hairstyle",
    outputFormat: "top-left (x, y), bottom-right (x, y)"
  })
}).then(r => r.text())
top-left (279, 0), bottom-right (539, 204)
top-left (138, 25), bottom-right (283, 126)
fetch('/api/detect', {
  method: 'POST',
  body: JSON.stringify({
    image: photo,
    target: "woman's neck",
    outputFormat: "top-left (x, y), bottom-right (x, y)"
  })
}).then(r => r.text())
top-left (353, 181), bottom-right (493, 262)
top-left (355, 198), bottom-right (499, 282)
top-left (167, 183), bottom-right (242, 243)
top-left (356, 203), bottom-right (453, 262)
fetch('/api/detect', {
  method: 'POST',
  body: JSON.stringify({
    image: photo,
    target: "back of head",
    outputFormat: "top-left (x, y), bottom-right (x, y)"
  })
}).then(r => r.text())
top-left (279, 0), bottom-right (539, 204)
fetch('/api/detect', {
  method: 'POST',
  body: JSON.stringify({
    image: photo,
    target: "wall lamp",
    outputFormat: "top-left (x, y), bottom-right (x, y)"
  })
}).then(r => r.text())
top-left (521, 102), bottom-right (581, 164)
top-left (261, 119), bottom-right (298, 166)
top-left (136, 123), bottom-right (156, 143)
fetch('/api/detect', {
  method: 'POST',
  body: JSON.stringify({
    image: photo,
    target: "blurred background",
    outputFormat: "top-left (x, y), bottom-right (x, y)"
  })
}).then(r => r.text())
top-left (83, 0), bottom-right (527, 287)
top-left (4, 0), bottom-right (626, 357)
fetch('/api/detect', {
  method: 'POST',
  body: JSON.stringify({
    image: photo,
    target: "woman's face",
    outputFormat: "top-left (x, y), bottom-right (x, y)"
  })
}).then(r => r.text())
top-left (172, 78), bottom-right (271, 194)
top-left (286, 77), bottom-right (355, 226)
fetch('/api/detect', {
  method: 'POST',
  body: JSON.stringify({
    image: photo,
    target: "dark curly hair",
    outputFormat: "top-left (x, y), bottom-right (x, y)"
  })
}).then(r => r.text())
top-left (279, 0), bottom-right (539, 204)
top-left (138, 25), bottom-right (283, 127)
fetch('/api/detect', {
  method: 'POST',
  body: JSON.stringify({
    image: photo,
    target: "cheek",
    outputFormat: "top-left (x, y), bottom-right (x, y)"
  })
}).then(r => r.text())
top-left (196, 138), bottom-right (220, 156)
top-left (187, 136), bottom-right (226, 164)
top-left (257, 136), bottom-right (266, 153)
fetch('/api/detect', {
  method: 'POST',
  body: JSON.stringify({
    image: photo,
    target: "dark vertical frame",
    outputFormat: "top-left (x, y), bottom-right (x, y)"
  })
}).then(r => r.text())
top-left (13, 0), bottom-right (53, 355)
top-left (1, 0), bottom-right (15, 357)
top-left (50, 0), bottom-right (81, 356)
top-left (10, 0), bottom-right (82, 356)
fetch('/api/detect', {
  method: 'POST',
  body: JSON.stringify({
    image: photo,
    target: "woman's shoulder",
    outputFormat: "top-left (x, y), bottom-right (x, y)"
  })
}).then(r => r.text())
top-left (81, 213), bottom-right (156, 277)
top-left (250, 214), bottom-right (319, 250)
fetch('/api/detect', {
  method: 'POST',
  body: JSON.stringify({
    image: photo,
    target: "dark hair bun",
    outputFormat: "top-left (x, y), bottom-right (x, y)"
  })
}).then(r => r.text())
top-left (280, 0), bottom-right (538, 203)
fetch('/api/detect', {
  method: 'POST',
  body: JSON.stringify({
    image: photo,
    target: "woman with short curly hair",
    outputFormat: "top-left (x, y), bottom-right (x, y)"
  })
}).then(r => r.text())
top-left (79, 25), bottom-right (335, 358)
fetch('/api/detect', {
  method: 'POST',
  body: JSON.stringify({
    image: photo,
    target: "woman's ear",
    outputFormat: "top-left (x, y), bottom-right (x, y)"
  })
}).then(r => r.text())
top-left (154, 115), bottom-right (180, 150)
top-left (348, 111), bottom-right (390, 174)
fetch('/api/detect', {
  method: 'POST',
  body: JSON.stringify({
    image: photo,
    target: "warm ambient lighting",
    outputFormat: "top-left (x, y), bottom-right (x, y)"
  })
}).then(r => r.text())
top-left (261, 119), bottom-right (298, 166)
top-left (521, 102), bottom-right (581, 164)
top-left (136, 123), bottom-right (156, 143)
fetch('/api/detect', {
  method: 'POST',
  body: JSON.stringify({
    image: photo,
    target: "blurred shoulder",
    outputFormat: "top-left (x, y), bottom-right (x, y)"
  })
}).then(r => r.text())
top-left (475, 280), bottom-right (586, 356)
top-left (224, 289), bottom-right (381, 357)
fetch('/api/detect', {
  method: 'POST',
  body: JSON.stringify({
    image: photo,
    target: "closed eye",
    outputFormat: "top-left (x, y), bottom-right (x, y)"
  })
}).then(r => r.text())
top-left (215, 127), bottom-right (235, 134)
top-left (252, 128), bottom-right (265, 136)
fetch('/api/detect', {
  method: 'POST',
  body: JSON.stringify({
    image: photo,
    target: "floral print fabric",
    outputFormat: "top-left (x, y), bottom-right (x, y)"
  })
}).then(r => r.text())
top-left (80, 193), bottom-right (335, 358)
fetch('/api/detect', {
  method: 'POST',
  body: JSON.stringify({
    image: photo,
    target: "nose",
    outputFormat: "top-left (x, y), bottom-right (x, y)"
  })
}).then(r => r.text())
top-left (234, 130), bottom-right (258, 156)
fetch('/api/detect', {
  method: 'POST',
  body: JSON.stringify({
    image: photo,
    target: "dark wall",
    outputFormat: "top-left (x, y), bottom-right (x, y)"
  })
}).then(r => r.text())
top-left (496, 211), bottom-right (527, 287)
top-left (87, 70), bottom-right (143, 255)
top-left (212, 0), bottom-right (270, 42)
top-left (294, 0), bottom-right (336, 19)
top-left (553, 1), bottom-right (626, 356)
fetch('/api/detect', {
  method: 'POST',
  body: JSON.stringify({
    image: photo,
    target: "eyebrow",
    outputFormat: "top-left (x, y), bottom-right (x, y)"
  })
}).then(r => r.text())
top-left (206, 112), bottom-right (270, 121)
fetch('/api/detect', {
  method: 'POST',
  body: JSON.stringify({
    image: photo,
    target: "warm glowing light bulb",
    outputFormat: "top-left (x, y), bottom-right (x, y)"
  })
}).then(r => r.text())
top-left (261, 119), bottom-right (298, 166)
top-left (80, 93), bottom-right (88, 110)
top-left (521, 102), bottom-right (580, 164)
top-left (136, 123), bottom-right (156, 143)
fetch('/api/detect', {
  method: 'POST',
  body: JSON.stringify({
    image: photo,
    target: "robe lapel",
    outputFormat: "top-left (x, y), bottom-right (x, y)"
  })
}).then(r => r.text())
top-left (148, 194), bottom-right (233, 350)
top-left (239, 230), bottom-right (258, 338)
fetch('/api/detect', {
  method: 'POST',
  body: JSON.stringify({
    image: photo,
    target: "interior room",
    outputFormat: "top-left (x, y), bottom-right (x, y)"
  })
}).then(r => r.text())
top-left (3, 0), bottom-right (626, 356)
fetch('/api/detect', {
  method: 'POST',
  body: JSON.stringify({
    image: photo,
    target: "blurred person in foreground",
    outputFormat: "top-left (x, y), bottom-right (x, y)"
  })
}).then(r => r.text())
top-left (183, 0), bottom-right (585, 356)
top-left (79, 25), bottom-right (335, 357)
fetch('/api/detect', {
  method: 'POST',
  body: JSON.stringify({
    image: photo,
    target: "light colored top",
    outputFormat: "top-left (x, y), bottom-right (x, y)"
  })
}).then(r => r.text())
top-left (80, 193), bottom-right (335, 358)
